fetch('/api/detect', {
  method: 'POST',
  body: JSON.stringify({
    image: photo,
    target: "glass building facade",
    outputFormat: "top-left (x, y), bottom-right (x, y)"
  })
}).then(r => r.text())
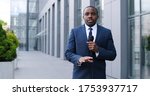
top-left (27, 0), bottom-right (38, 51)
top-left (10, 0), bottom-right (38, 51)
top-left (10, 0), bottom-right (27, 51)
top-left (128, 0), bottom-right (150, 78)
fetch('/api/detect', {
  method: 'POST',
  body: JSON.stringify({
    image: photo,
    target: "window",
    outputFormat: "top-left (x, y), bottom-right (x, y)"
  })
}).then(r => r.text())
top-left (128, 0), bottom-right (140, 16)
top-left (75, 0), bottom-right (81, 26)
top-left (128, 17), bottom-right (141, 78)
top-left (128, 0), bottom-right (150, 78)
top-left (141, 0), bottom-right (150, 13)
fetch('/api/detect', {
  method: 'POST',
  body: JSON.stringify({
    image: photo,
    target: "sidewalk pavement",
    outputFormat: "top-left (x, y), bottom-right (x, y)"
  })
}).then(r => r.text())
top-left (14, 51), bottom-right (73, 79)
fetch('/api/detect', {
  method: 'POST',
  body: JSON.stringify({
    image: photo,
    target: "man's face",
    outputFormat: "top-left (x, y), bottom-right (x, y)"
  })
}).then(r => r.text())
top-left (83, 7), bottom-right (98, 27)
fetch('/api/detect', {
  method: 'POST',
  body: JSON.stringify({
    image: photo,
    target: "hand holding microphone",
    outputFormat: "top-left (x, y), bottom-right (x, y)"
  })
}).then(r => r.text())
top-left (88, 35), bottom-right (94, 42)
top-left (87, 27), bottom-right (94, 51)
top-left (87, 35), bottom-right (95, 52)
top-left (78, 28), bottom-right (95, 64)
top-left (87, 28), bottom-right (99, 53)
top-left (87, 40), bottom-right (99, 53)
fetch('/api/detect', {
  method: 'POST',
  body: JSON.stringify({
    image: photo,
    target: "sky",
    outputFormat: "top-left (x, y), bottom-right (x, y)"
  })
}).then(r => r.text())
top-left (0, 0), bottom-right (10, 25)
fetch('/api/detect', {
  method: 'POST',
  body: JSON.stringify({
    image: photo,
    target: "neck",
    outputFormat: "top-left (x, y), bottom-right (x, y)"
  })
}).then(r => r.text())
top-left (86, 23), bottom-right (96, 27)
top-left (85, 23), bottom-right (97, 28)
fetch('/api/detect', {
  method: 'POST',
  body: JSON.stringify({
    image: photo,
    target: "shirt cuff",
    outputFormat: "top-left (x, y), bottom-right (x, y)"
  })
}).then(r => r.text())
top-left (77, 60), bottom-right (82, 66)
top-left (95, 52), bottom-right (99, 57)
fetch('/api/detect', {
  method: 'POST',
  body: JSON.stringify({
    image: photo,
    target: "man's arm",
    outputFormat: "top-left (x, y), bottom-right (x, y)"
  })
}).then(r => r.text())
top-left (87, 30), bottom-right (116, 61)
top-left (97, 30), bottom-right (116, 60)
top-left (65, 29), bottom-right (81, 65)
top-left (65, 29), bottom-right (94, 66)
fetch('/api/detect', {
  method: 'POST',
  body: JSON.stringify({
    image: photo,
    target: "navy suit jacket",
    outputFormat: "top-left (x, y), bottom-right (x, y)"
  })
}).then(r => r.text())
top-left (65, 24), bottom-right (116, 79)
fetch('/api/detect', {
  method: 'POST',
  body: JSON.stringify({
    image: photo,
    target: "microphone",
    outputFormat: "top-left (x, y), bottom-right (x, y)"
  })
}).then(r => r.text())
top-left (88, 27), bottom-right (95, 58)
top-left (88, 35), bottom-right (94, 42)
top-left (88, 35), bottom-right (95, 58)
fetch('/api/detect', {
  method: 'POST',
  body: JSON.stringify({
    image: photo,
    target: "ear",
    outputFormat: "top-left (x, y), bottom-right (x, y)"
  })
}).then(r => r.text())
top-left (97, 15), bottom-right (99, 18)
top-left (83, 15), bottom-right (85, 20)
top-left (82, 15), bottom-right (84, 19)
top-left (97, 15), bottom-right (99, 20)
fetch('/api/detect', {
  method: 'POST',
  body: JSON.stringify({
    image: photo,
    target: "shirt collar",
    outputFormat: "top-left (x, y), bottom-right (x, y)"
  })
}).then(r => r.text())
top-left (85, 23), bottom-right (97, 30)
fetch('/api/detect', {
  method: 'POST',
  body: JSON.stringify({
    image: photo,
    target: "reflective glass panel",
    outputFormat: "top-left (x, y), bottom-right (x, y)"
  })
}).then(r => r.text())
top-left (129, 17), bottom-right (141, 78)
top-left (128, 0), bottom-right (140, 16)
top-left (141, 0), bottom-right (150, 13)
top-left (141, 14), bottom-right (150, 78)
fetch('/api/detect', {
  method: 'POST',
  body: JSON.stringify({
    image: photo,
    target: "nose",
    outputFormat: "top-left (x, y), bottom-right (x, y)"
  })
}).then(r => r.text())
top-left (88, 13), bottom-right (92, 18)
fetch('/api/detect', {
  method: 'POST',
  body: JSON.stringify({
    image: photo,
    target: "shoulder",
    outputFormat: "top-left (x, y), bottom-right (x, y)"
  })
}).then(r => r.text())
top-left (70, 25), bottom-right (85, 34)
top-left (97, 25), bottom-right (113, 37)
top-left (72, 25), bottom-right (84, 31)
top-left (97, 24), bottom-right (111, 32)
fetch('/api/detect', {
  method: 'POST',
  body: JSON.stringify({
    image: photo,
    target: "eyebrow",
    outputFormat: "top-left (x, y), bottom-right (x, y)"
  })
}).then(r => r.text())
top-left (83, 8), bottom-right (98, 16)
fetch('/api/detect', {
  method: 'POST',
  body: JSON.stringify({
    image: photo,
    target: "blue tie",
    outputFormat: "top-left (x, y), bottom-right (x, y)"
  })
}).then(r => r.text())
top-left (88, 27), bottom-right (96, 58)
top-left (88, 27), bottom-right (94, 41)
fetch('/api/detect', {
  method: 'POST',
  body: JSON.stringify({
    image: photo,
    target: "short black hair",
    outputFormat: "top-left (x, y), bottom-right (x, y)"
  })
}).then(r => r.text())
top-left (83, 6), bottom-right (99, 16)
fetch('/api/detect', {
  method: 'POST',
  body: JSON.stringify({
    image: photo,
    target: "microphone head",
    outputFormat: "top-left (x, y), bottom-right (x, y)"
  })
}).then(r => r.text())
top-left (88, 36), bottom-right (94, 41)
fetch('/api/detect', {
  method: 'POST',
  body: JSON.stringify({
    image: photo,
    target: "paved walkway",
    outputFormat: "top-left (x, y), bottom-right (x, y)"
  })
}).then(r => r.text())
top-left (14, 51), bottom-right (73, 79)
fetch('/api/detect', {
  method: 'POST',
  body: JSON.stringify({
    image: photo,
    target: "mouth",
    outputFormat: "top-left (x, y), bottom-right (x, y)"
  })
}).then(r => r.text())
top-left (87, 20), bottom-right (93, 23)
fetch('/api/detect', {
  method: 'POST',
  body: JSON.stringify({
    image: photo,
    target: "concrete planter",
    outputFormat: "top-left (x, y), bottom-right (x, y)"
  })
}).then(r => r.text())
top-left (0, 60), bottom-right (15, 79)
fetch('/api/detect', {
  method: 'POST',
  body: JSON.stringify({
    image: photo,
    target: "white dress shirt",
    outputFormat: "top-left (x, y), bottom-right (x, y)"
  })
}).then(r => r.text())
top-left (85, 24), bottom-right (97, 42)
top-left (85, 24), bottom-right (99, 57)
top-left (77, 24), bottom-right (99, 66)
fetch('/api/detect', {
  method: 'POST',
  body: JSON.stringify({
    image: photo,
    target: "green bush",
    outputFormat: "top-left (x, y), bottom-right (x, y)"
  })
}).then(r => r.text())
top-left (0, 20), bottom-right (19, 61)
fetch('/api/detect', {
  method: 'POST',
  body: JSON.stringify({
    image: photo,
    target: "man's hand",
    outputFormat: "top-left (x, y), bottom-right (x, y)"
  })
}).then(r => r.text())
top-left (87, 41), bottom-right (99, 52)
top-left (79, 56), bottom-right (93, 64)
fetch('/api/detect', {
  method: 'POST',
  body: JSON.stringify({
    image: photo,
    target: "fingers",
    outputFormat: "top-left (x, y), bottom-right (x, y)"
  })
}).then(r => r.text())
top-left (87, 41), bottom-right (96, 51)
top-left (87, 59), bottom-right (93, 62)
top-left (79, 56), bottom-right (93, 63)
top-left (84, 56), bottom-right (93, 62)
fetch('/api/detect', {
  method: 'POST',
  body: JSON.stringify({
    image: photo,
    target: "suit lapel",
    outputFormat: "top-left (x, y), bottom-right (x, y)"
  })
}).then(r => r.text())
top-left (95, 24), bottom-right (101, 44)
top-left (81, 25), bottom-right (88, 42)
top-left (80, 24), bottom-right (102, 45)
top-left (80, 25), bottom-right (90, 53)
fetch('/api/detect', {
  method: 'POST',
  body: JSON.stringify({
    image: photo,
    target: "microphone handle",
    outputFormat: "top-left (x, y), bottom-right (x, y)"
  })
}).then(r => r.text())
top-left (88, 36), bottom-right (95, 57)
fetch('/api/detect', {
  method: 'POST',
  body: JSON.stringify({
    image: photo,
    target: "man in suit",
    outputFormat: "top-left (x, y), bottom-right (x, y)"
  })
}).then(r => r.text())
top-left (65, 6), bottom-right (116, 79)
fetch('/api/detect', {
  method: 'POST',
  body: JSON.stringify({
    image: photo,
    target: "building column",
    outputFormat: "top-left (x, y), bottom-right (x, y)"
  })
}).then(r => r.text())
top-left (60, 0), bottom-right (65, 59)
top-left (54, 1), bottom-right (58, 57)
top-left (69, 0), bottom-right (75, 31)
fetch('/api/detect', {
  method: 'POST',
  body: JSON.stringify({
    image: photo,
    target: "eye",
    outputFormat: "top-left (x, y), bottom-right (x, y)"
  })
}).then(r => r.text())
top-left (84, 12), bottom-right (89, 16)
top-left (84, 12), bottom-right (96, 16)
top-left (91, 12), bottom-right (96, 16)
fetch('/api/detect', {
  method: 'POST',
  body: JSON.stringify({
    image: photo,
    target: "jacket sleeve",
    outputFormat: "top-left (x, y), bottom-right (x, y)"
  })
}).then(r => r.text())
top-left (97, 30), bottom-right (116, 61)
top-left (65, 29), bottom-right (81, 65)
